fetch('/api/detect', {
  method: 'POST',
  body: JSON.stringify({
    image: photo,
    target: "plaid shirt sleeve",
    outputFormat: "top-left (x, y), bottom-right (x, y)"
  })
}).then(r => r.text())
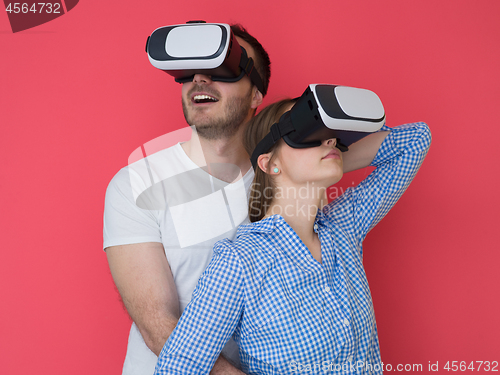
top-left (325, 122), bottom-right (432, 245)
top-left (154, 241), bottom-right (245, 375)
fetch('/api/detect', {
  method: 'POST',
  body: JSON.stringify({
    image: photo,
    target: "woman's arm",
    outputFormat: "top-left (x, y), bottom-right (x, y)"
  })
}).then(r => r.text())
top-left (154, 242), bottom-right (245, 375)
top-left (326, 122), bottom-right (432, 243)
top-left (341, 130), bottom-right (390, 173)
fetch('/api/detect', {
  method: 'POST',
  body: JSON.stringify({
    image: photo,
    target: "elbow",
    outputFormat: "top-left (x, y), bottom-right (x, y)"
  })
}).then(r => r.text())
top-left (136, 322), bottom-right (173, 357)
top-left (416, 122), bottom-right (432, 153)
top-left (141, 330), bottom-right (167, 357)
top-left (422, 122), bottom-right (432, 146)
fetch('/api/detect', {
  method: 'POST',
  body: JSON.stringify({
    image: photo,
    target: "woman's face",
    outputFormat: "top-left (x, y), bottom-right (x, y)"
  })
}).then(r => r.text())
top-left (274, 137), bottom-right (344, 189)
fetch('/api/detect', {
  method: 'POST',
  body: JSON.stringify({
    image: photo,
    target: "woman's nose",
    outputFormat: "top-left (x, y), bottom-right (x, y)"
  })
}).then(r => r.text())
top-left (323, 138), bottom-right (337, 147)
top-left (192, 73), bottom-right (212, 84)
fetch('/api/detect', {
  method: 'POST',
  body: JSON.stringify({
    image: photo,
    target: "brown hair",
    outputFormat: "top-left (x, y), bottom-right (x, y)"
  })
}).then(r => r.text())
top-left (230, 24), bottom-right (271, 96)
top-left (244, 99), bottom-right (296, 222)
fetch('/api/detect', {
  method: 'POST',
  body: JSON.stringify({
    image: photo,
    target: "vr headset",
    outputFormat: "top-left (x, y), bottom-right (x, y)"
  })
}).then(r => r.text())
top-left (250, 84), bottom-right (386, 168)
top-left (146, 21), bottom-right (266, 95)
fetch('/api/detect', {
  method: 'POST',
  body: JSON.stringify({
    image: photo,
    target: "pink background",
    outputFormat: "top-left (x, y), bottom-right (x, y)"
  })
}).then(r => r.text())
top-left (1, 0), bottom-right (499, 373)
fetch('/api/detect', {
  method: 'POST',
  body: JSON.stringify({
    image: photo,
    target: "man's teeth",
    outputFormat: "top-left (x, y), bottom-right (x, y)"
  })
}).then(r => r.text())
top-left (193, 95), bottom-right (218, 103)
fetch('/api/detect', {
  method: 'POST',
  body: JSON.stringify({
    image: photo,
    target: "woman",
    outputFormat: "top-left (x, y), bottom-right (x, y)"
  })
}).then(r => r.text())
top-left (155, 96), bottom-right (431, 374)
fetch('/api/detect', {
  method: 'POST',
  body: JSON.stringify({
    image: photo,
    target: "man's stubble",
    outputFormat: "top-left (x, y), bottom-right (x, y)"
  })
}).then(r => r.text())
top-left (182, 89), bottom-right (253, 141)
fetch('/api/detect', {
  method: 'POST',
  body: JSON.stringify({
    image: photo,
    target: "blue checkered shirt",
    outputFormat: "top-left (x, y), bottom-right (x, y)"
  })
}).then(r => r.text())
top-left (155, 122), bottom-right (431, 375)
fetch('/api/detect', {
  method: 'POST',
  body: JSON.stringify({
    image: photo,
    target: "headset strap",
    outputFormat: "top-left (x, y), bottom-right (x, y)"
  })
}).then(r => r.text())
top-left (250, 113), bottom-right (295, 169)
top-left (239, 47), bottom-right (266, 95)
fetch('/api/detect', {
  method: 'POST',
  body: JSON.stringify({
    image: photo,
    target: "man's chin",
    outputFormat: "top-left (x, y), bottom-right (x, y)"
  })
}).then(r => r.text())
top-left (182, 102), bottom-right (215, 125)
top-left (184, 117), bottom-right (215, 129)
top-left (194, 125), bottom-right (224, 140)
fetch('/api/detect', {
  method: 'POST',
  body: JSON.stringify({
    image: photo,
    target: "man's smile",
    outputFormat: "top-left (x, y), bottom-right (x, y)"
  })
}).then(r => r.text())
top-left (190, 90), bottom-right (220, 105)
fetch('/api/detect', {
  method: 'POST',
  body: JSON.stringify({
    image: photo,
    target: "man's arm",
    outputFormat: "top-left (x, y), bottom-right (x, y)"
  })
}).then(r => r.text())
top-left (106, 242), bottom-right (179, 356)
top-left (106, 242), bottom-right (245, 374)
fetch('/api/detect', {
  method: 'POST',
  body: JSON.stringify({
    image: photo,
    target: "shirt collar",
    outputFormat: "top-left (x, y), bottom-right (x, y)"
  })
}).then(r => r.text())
top-left (237, 210), bottom-right (328, 238)
top-left (315, 209), bottom-right (328, 228)
top-left (236, 215), bottom-right (283, 237)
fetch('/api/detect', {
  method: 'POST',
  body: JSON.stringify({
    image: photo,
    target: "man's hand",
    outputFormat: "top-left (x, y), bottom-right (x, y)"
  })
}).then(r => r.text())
top-left (211, 356), bottom-right (246, 375)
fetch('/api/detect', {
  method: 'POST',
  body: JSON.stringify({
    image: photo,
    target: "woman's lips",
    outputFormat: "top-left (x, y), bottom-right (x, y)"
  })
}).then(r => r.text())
top-left (322, 149), bottom-right (340, 159)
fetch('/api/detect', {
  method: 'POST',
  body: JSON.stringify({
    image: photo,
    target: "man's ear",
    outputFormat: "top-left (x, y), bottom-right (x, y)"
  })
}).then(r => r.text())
top-left (251, 87), bottom-right (264, 109)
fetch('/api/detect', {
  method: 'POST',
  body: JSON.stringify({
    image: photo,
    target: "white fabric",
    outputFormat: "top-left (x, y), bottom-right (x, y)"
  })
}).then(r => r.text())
top-left (104, 142), bottom-right (254, 374)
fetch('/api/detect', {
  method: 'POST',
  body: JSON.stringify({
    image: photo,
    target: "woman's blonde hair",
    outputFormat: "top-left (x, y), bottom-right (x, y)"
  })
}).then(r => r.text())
top-left (244, 98), bottom-right (296, 222)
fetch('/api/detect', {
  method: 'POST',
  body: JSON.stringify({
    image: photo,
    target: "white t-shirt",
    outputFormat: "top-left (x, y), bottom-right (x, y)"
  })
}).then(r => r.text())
top-left (104, 142), bottom-right (254, 374)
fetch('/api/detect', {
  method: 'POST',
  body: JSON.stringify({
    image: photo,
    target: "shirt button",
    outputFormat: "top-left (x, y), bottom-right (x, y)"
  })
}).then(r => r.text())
top-left (313, 223), bottom-right (319, 231)
top-left (347, 355), bottom-right (353, 362)
top-left (343, 318), bottom-right (349, 326)
top-left (325, 286), bottom-right (331, 292)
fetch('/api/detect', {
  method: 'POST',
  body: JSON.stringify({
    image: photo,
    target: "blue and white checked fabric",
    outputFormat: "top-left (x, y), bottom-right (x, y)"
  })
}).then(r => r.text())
top-left (155, 122), bottom-right (431, 375)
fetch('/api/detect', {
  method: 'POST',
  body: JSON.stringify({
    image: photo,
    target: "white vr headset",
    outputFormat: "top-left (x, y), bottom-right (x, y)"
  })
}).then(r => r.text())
top-left (250, 84), bottom-right (386, 168)
top-left (146, 21), bottom-right (266, 94)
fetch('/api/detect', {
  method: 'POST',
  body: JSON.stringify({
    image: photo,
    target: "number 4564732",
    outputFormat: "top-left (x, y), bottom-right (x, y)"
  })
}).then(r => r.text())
top-left (443, 361), bottom-right (498, 371)
top-left (5, 3), bottom-right (62, 14)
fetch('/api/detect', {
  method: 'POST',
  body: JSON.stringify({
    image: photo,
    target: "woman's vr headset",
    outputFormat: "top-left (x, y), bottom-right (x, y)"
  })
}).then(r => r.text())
top-left (250, 84), bottom-right (386, 169)
top-left (146, 21), bottom-right (266, 95)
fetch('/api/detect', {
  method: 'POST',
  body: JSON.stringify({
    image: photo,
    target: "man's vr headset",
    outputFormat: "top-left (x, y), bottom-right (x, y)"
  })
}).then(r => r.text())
top-left (146, 21), bottom-right (266, 95)
top-left (250, 84), bottom-right (386, 169)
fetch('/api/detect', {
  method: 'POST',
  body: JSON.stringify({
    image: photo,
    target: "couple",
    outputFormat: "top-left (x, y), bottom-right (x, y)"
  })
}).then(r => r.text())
top-left (104, 23), bottom-right (431, 375)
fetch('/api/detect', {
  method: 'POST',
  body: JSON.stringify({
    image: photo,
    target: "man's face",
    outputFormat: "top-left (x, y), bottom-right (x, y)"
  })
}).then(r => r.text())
top-left (181, 38), bottom-right (262, 140)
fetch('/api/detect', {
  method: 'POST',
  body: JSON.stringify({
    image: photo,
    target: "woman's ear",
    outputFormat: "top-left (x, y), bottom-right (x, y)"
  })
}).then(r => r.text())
top-left (251, 87), bottom-right (264, 109)
top-left (257, 152), bottom-right (279, 175)
top-left (257, 152), bottom-right (273, 174)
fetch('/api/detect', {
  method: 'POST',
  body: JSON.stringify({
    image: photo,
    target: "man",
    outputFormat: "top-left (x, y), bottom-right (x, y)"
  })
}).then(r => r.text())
top-left (103, 24), bottom-right (271, 375)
